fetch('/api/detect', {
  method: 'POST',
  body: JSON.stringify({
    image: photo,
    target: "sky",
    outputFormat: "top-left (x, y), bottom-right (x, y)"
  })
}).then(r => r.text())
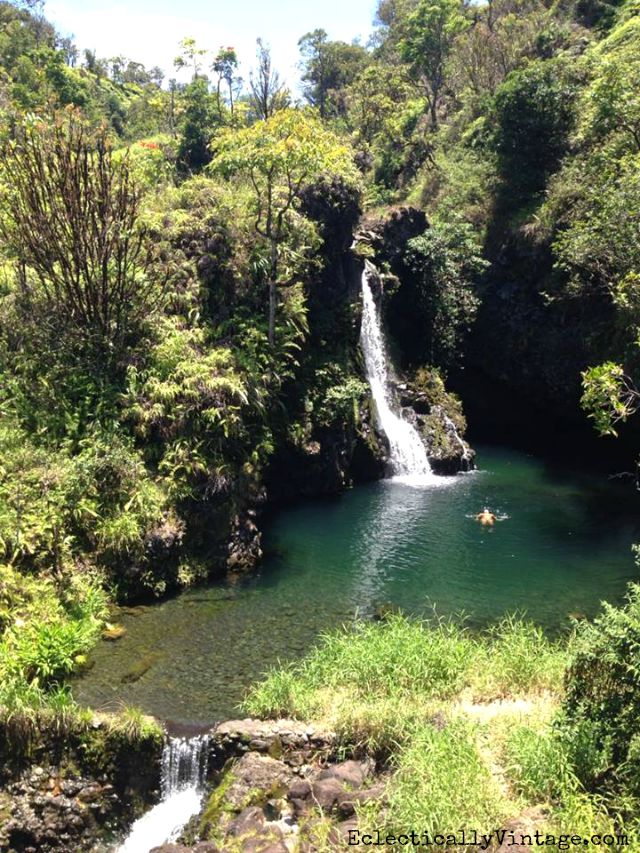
top-left (45, 0), bottom-right (378, 90)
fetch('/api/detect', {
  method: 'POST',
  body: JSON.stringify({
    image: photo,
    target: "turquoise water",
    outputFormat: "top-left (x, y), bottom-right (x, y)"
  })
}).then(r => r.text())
top-left (74, 445), bottom-right (640, 725)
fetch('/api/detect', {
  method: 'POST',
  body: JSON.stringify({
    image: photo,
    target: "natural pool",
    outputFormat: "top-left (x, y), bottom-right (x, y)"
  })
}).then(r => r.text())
top-left (74, 445), bottom-right (640, 725)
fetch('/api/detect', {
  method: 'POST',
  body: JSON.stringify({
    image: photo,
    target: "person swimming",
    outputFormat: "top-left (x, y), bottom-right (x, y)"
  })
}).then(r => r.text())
top-left (476, 508), bottom-right (497, 526)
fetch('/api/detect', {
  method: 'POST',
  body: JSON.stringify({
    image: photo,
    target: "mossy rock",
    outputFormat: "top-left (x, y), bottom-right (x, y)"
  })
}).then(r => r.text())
top-left (102, 623), bottom-right (127, 641)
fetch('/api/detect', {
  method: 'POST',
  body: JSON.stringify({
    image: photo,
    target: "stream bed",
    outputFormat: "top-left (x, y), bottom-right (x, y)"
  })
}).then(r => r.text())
top-left (74, 445), bottom-right (640, 725)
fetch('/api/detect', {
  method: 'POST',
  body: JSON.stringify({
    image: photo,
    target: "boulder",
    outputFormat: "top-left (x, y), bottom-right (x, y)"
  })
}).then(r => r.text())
top-left (308, 778), bottom-right (345, 813)
top-left (316, 760), bottom-right (368, 789)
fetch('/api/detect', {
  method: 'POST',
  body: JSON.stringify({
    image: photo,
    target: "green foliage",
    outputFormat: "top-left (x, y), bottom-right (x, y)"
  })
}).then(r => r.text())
top-left (581, 362), bottom-right (639, 435)
top-left (384, 719), bottom-right (508, 835)
top-left (552, 155), bottom-right (640, 307)
top-left (0, 564), bottom-right (107, 704)
top-left (298, 29), bottom-right (370, 120)
top-left (503, 723), bottom-right (580, 802)
top-left (492, 57), bottom-right (580, 202)
top-left (177, 79), bottom-right (219, 172)
top-left (211, 109), bottom-right (359, 342)
top-left (413, 143), bottom-right (498, 236)
top-left (304, 363), bottom-right (368, 430)
top-left (579, 16), bottom-right (640, 151)
top-left (124, 317), bottom-right (258, 498)
top-left (211, 109), bottom-right (360, 207)
top-left (245, 614), bottom-right (567, 749)
top-left (390, 221), bottom-right (485, 369)
top-left (562, 582), bottom-right (640, 800)
top-left (0, 112), bottom-right (158, 364)
top-left (399, 0), bottom-right (468, 128)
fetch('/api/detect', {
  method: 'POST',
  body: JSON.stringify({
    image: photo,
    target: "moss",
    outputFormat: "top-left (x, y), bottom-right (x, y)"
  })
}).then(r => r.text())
top-left (411, 367), bottom-right (466, 433)
top-left (200, 767), bottom-right (236, 839)
top-left (120, 652), bottom-right (161, 683)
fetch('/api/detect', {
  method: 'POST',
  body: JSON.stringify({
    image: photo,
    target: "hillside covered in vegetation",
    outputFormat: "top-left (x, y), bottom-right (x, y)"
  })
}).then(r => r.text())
top-left (1, 0), bottom-right (640, 847)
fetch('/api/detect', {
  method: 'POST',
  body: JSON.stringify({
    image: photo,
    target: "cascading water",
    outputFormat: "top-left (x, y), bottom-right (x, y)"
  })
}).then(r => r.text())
top-left (435, 406), bottom-right (473, 472)
top-left (360, 265), bottom-right (439, 485)
top-left (118, 734), bottom-right (209, 853)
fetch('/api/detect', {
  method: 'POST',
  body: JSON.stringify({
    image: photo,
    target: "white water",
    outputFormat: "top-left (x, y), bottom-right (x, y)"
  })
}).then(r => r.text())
top-left (360, 266), bottom-right (440, 486)
top-left (118, 734), bottom-right (209, 853)
top-left (435, 405), bottom-right (473, 472)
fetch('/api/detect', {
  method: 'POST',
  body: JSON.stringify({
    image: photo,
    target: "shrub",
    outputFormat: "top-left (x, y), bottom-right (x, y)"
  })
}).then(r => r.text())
top-left (388, 221), bottom-right (485, 369)
top-left (562, 583), bottom-right (640, 798)
top-left (493, 57), bottom-right (580, 202)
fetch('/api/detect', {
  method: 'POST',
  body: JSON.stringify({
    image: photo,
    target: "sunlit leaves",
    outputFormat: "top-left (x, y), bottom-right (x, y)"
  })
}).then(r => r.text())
top-left (581, 362), bottom-right (639, 436)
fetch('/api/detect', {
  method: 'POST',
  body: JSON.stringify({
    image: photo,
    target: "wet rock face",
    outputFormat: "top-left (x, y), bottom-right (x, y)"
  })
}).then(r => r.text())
top-left (397, 381), bottom-right (476, 475)
top-left (196, 748), bottom-right (385, 853)
top-left (0, 719), bottom-right (162, 853)
top-left (226, 510), bottom-right (263, 573)
top-left (420, 405), bottom-right (476, 475)
top-left (0, 770), bottom-right (128, 853)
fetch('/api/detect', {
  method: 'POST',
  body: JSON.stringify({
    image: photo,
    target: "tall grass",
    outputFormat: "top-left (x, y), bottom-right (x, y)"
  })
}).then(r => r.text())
top-left (502, 723), bottom-right (580, 802)
top-left (383, 718), bottom-right (509, 835)
top-left (245, 614), bottom-right (568, 750)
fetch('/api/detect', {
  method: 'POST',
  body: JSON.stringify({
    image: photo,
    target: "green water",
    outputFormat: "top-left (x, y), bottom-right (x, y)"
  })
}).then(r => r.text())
top-left (74, 445), bottom-right (640, 725)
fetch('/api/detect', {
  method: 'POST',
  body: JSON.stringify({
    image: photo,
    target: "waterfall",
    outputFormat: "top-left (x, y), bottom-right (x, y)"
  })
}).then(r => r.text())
top-left (118, 734), bottom-right (209, 853)
top-left (360, 266), bottom-right (439, 485)
top-left (435, 406), bottom-right (473, 472)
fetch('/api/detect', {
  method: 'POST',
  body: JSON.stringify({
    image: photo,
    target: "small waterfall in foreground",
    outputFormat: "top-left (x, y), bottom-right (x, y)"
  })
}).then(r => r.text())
top-left (118, 735), bottom-right (209, 853)
top-left (360, 266), bottom-right (439, 485)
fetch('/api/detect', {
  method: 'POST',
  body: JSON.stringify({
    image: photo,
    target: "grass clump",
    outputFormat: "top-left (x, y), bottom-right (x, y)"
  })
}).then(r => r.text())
top-left (382, 718), bottom-right (509, 835)
top-left (502, 722), bottom-right (580, 803)
top-left (245, 613), bottom-right (567, 749)
top-left (108, 705), bottom-right (163, 742)
top-left (244, 610), bottom-right (640, 843)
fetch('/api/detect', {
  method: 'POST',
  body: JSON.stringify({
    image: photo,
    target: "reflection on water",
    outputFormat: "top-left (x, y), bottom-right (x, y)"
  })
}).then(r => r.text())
top-left (74, 446), bottom-right (640, 724)
top-left (349, 476), bottom-right (462, 612)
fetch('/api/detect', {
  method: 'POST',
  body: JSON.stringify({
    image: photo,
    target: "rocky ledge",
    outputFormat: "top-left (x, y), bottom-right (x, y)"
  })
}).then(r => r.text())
top-left (397, 375), bottom-right (475, 475)
top-left (156, 754), bottom-right (385, 852)
top-left (152, 718), bottom-right (387, 852)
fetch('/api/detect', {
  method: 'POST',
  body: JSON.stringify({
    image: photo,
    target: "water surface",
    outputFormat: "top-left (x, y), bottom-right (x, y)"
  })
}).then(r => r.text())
top-left (74, 446), bottom-right (640, 724)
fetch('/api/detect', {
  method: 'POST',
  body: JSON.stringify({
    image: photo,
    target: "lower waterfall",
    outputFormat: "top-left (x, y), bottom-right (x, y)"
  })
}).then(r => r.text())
top-left (118, 734), bottom-right (209, 853)
top-left (360, 266), bottom-right (439, 485)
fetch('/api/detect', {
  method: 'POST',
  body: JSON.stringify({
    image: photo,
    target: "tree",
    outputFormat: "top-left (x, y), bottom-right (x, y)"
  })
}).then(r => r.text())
top-left (298, 29), bottom-right (369, 119)
top-left (451, 0), bottom-right (545, 98)
top-left (249, 39), bottom-right (289, 120)
top-left (400, 0), bottom-right (467, 128)
top-left (0, 113), bottom-right (156, 362)
top-left (83, 48), bottom-right (107, 79)
top-left (493, 57), bottom-right (579, 201)
top-left (174, 37), bottom-right (208, 80)
top-left (177, 78), bottom-right (217, 171)
top-left (344, 62), bottom-right (412, 144)
top-left (579, 18), bottom-right (640, 153)
top-left (212, 46), bottom-right (240, 119)
top-left (211, 109), bottom-right (359, 344)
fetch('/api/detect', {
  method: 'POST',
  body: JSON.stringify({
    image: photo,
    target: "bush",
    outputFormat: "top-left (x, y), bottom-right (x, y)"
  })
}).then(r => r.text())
top-left (493, 57), bottom-right (580, 203)
top-left (0, 564), bottom-right (107, 706)
top-left (388, 221), bottom-right (485, 369)
top-left (562, 583), bottom-right (640, 798)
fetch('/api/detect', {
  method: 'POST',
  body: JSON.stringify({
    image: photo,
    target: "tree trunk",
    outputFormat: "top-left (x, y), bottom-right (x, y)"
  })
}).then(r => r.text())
top-left (268, 239), bottom-right (278, 345)
top-left (268, 280), bottom-right (277, 345)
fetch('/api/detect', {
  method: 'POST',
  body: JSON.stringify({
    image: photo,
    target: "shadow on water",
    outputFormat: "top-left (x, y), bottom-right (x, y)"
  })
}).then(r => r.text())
top-left (73, 444), bottom-right (640, 724)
